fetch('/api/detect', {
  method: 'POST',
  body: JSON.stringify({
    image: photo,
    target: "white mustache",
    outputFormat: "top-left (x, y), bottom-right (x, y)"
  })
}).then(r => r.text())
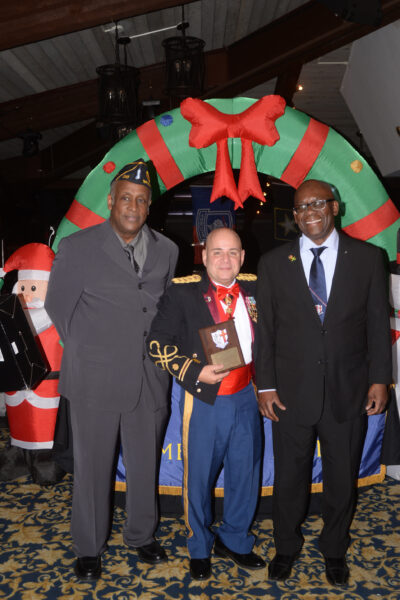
top-left (25, 298), bottom-right (45, 309)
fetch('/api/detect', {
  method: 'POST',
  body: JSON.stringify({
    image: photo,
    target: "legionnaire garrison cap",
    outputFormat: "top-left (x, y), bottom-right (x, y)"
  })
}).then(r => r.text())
top-left (111, 159), bottom-right (152, 190)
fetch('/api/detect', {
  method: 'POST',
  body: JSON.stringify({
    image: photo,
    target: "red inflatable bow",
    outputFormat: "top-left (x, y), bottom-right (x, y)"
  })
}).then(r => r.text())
top-left (180, 96), bottom-right (286, 209)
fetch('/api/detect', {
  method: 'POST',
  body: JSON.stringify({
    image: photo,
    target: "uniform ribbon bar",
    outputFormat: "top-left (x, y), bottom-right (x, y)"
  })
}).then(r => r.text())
top-left (181, 96), bottom-right (286, 209)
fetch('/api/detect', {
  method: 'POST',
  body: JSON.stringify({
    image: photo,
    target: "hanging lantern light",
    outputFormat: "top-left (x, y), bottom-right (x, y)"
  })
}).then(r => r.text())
top-left (162, 6), bottom-right (205, 101)
top-left (18, 129), bottom-right (42, 157)
top-left (96, 27), bottom-right (139, 140)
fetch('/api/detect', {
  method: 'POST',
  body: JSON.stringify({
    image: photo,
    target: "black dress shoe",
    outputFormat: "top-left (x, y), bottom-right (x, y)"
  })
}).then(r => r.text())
top-left (74, 556), bottom-right (101, 580)
top-left (214, 537), bottom-right (266, 569)
top-left (136, 540), bottom-right (167, 564)
top-left (325, 557), bottom-right (349, 586)
top-left (190, 558), bottom-right (211, 580)
top-left (268, 553), bottom-right (297, 580)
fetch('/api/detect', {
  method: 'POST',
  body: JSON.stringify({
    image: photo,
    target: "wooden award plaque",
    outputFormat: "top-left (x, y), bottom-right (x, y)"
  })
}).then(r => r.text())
top-left (198, 319), bottom-right (245, 372)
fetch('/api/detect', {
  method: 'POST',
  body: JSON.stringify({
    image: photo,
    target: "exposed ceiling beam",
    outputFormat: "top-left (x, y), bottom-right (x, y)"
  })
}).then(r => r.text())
top-left (274, 63), bottom-right (303, 107)
top-left (0, 122), bottom-right (111, 186)
top-left (0, 0), bottom-right (197, 51)
top-left (0, 51), bottom-right (227, 143)
top-left (1, 0), bottom-right (400, 184)
top-left (204, 0), bottom-right (400, 98)
top-left (1, 0), bottom-right (399, 144)
top-left (0, 81), bottom-right (98, 142)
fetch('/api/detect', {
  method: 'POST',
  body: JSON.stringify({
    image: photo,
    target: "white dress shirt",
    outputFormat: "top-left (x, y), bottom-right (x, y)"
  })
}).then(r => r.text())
top-left (258, 228), bottom-right (339, 393)
top-left (214, 279), bottom-right (253, 365)
top-left (299, 228), bottom-right (339, 298)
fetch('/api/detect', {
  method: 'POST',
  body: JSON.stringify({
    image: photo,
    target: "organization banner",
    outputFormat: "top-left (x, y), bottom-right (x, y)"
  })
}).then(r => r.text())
top-left (116, 379), bottom-right (386, 495)
top-left (191, 186), bottom-right (235, 263)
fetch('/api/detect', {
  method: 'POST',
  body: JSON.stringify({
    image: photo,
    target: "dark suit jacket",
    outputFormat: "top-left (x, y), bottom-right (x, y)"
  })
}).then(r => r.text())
top-left (45, 220), bottom-right (178, 413)
top-left (255, 231), bottom-right (392, 424)
top-left (146, 273), bottom-right (257, 405)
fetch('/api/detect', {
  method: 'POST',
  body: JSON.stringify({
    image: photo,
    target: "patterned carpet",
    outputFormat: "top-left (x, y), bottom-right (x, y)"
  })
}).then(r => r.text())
top-left (1, 438), bottom-right (400, 599)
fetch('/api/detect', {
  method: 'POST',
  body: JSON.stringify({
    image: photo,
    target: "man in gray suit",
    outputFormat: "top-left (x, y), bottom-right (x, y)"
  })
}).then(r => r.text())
top-left (45, 160), bottom-right (178, 580)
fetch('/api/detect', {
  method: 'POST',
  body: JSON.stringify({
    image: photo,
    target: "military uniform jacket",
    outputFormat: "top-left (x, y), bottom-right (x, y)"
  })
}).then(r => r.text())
top-left (256, 232), bottom-right (392, 425)
top-left (45, 220), bottom-right (178, 413)
top-left (147, 272), bottom-right (257, 405)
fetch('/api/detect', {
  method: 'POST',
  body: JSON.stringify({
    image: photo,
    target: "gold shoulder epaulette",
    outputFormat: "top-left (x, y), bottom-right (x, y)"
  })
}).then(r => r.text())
top-left (172, 274), bottom-right (202, 284)
top-left (237, 273), bottom-right (257, 281)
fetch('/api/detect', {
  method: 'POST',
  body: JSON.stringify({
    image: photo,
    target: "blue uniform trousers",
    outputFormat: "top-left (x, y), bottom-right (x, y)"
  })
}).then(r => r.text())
top-left (180, 382), bottom-right (262, 559)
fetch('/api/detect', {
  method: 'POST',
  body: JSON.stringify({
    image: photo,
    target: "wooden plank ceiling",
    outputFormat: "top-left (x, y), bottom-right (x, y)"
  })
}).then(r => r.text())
top-left (0, 0), bottom-right (399, 186)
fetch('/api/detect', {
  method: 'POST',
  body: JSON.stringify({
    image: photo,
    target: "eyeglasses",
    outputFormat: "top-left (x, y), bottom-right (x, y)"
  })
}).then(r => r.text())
top-left (293, 198), bottom-right (335, 214)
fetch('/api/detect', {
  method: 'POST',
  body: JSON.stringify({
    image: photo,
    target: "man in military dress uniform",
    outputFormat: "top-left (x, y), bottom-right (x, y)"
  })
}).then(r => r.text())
top-left (147, 227), bottom-right (265, 580)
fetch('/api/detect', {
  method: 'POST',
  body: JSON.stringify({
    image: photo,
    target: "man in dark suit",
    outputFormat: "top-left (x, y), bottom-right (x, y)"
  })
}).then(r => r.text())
top-left (147, 228), bottom-right (265, 580)
top-left (45, 160), bottom-right (178, 580)
top-left (256, 179), bottom-right (391, 586)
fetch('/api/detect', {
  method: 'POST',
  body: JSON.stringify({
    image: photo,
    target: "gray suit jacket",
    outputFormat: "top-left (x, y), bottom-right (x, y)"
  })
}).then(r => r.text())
top-left (45, 220), bottom-right (178, 413)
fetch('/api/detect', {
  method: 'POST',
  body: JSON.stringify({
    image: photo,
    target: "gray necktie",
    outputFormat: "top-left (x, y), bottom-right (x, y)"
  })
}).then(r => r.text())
top-left (125, 245), bottom-right (139, 273)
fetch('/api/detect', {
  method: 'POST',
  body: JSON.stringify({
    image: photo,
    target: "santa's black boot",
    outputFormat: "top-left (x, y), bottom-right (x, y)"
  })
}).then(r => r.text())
top-left (0, 445), bottom-right (30, 481)
top-left (26, 449), bottom-right (66, 486)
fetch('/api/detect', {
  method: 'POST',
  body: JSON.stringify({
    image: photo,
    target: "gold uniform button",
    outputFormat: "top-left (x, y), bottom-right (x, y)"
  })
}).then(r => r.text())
top-left (172, 363), bottom-right (179, 371)
top-left (192, 353), bottom-right (198, 358)
top-left (196, 387), bottom-right (201, 393)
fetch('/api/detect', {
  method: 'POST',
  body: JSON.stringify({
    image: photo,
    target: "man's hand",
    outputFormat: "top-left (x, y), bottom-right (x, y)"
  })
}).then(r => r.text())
top-left (198, 364), bottom-right (229, 385)
top-left (257, 390), bottom-right (286, 421)
top-left (365, 383), bottom-right (388, 415)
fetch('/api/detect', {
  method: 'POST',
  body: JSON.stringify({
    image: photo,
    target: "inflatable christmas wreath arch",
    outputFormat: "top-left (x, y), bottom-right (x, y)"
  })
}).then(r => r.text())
top-left (54, 96), bottom-right (399, 258)
top-left (52, 96), bottom-right (399, 495)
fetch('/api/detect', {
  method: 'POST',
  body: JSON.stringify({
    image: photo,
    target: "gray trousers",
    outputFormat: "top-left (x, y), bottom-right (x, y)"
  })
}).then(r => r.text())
top-left (70, 397), bottom-right (168, 557)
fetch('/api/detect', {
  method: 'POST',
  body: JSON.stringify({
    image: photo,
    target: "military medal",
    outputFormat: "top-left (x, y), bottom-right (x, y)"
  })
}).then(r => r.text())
top-left (223, 293), bottom-right (234, 317)
top-left (245, 296), bottom-right (257, 322)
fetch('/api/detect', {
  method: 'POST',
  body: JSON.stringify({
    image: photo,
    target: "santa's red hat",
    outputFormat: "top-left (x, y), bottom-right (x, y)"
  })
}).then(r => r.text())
top-left (1, 243), bottom-right (55, 281)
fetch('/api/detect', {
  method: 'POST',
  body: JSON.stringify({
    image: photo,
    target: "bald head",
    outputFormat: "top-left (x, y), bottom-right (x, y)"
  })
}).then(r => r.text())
top-left (294, 179), bottom-right (333, 204)
top-left (205, 227), bottom-right (242, 250)
top-left (202, 227), bottom-right (244, 286)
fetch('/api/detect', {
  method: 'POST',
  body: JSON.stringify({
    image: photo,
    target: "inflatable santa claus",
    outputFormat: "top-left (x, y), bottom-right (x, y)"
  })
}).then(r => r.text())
top-left (0, 243), bottom-right (65, 485)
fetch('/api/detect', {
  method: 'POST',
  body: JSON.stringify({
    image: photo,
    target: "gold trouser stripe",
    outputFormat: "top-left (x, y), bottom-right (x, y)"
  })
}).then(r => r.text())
top-left (182, 390), bottom-right (194, 538)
